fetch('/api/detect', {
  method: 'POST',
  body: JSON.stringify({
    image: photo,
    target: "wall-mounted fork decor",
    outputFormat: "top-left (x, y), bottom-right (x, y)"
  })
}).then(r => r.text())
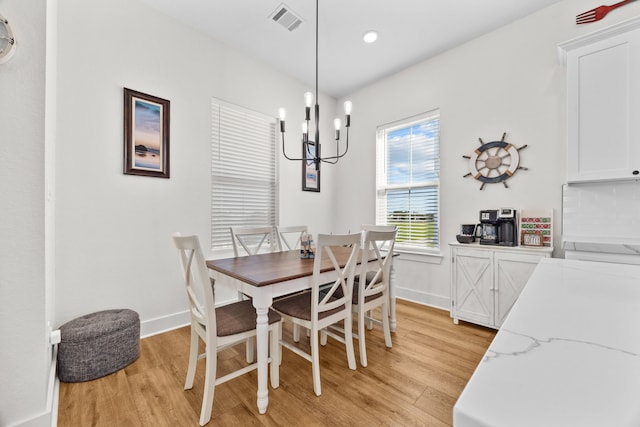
top-left (576, 0), bottom-right (638, 24)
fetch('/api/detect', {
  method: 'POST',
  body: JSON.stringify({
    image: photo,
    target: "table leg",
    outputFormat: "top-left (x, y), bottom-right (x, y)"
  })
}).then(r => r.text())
top-left (254, 305), bottom-right (270, 414)
top-left (389, 263), bottom-right (397, 332)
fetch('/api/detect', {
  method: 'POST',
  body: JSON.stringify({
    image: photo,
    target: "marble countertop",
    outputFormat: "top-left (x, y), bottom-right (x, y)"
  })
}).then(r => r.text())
top-left (453, 258), bottom-right (640, 427)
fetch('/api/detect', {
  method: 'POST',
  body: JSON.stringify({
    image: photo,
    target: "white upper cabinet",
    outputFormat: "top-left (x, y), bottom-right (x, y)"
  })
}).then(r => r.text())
top-left (560, 18), bottom-right (640, 183)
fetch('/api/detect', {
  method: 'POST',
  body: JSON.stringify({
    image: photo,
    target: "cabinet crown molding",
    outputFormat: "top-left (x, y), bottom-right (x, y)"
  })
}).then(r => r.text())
top-left (557, 15), bottom-right (640, 65)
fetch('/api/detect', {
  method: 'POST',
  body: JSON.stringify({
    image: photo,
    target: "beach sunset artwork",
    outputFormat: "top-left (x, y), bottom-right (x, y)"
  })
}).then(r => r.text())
top-left (132, 99), bottom-right (163, 170)
top-left (303, 142), bottom-right (320, 192)
top-left (123, 88), bottom-right (170, 178)
top-left (305, 163), bottom-right (317, 188)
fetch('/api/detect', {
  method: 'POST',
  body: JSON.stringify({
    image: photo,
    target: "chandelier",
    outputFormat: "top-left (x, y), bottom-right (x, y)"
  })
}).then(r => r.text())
top-left (278, 0), bottom-right (352, 170)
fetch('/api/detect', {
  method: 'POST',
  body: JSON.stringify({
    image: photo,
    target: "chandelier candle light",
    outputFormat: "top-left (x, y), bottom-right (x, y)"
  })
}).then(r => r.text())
top-left (279, 0), bottom-right (352, 171)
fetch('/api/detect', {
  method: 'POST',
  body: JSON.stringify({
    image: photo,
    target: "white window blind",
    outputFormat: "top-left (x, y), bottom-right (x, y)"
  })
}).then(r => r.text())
top-left (211, 99), bottom-right (278, 250)
top-left (376, 109), bottom-right (440, 252)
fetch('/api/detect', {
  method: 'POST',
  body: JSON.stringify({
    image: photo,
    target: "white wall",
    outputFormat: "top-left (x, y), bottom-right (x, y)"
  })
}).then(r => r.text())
top-left (5, 0), bottom-right (640, 423)
top-left (0, 0), bottom-right (50, 425)
top-left (334, 0), bottom-right (640, 308)
top-left (54, 0), bottom-right (338, 334)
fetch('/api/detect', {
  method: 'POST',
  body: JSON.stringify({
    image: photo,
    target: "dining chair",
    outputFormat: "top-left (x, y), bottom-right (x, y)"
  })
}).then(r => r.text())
top-left (271, 233), bottom-right (361, 396)
top-left (352, 229), bottom-right (396, 367)
top-left (230, 225), bottom-right (276, 257)
top-left (276, 225), bottom-right (308, 251)
top-left (361, 223), bottom-right (397, 239)
top-left (360, 224), bottom-right (397, 329)
top-left (275, 225), bottom-right (312, 342)
top-left (172, 233), bottom-right (281, 426)
top-left (230, 225), bottom-right (279, 361)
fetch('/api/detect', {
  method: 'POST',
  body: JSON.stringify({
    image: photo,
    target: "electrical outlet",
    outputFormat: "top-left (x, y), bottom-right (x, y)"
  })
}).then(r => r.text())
top-left (48, 321), bottom-right (61, 345)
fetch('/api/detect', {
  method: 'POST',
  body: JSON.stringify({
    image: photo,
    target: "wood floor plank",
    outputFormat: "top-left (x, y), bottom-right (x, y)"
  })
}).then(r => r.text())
top-left (58, 367), bottom-right (144, 426)
top-left (58, 300), bottom-right (495, 426)
top-left (126, 365), bottom-right (196, 426)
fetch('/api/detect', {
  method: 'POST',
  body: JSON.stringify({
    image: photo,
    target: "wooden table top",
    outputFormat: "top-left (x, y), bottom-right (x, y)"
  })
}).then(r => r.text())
top-left (206, 247), bottom-right (356, 287)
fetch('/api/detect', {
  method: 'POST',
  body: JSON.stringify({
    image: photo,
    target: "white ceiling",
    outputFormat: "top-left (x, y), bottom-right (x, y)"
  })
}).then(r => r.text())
top-left (140, 0), bottom-right (563, 98)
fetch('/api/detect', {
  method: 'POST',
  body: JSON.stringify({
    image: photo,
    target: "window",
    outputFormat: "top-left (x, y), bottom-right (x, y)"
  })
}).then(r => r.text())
top-left (376, 110), bottom-right (440, 252)
top-left (211, 99), bottom-right (278, 250)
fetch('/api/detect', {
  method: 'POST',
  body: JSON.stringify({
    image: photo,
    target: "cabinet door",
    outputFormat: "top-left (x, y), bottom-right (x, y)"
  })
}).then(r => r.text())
top-left (452, 249), bottom-right (493, 327)
top-left (494, 252), bottom-right (545, 327)
top-left (567, 29), bottom-right (640, 182)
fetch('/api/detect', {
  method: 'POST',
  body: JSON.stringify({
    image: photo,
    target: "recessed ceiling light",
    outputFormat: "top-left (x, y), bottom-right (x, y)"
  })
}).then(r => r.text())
top-left (363, 30), bottom-right (378, 44)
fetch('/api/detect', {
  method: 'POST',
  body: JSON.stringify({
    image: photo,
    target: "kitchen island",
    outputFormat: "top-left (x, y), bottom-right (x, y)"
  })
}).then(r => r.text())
top-left (454, 258), bottom-right (640, 427)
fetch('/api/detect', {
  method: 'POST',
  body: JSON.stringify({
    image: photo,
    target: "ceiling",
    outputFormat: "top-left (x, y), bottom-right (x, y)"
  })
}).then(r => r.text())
top-left (140, 0), bottom-right (563, 98)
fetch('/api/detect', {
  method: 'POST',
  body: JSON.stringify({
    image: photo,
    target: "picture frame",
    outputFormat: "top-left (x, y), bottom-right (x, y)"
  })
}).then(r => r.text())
top-left (123, 88), bottom-right (170, 178)
top-left (302, 141), bottom-right (320, 192)
top-left (521, 231), bottom-right (543, 247)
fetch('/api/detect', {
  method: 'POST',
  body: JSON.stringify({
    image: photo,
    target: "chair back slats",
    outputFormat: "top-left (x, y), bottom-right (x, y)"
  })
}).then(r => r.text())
top-left (230, 226), bottom-right (276, 257)
top-left (313, 233), bottom-right (361, 316)
top-left (172, 233), bottom-right (216, 332)
top-left (276, 225), bottom-right (308, 251)
top-left (360, 229), bottom-right (397, 301)
top-left (361, 224), bottom-right (397, 252)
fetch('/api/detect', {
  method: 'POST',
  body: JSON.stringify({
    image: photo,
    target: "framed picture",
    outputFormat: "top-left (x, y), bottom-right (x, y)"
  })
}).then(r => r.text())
top-left (521, 231), bottom-right (543, 247)
top-left (123, 88), bottom-right (170, 178)
top-left (302, 141), bottom-right (320, 192)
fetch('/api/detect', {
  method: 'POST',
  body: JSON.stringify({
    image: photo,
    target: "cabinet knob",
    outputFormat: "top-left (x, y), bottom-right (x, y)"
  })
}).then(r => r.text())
top-left (633, 170), bottom-right (639, 175)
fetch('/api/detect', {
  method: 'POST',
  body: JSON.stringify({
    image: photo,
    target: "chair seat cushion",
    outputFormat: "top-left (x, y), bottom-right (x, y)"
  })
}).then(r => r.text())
top-left (353, 271), bottom-right (384, 304)
top-left (355, 271), bottom-right (382, 285)
top-left (331, 273), bottom-right (384, 305)
top-left (58, 309), bottom-right (140, 382)
top-left (272, 291), bottom-right (345, 321)
top-left (352, 288), bottom-right (383, 305)
top-left (216, 299), bottom-right (281, 337)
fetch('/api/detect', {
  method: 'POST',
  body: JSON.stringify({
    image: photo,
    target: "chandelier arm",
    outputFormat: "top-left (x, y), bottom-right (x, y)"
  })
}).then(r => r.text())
top-left (281, 133), bottom-right (306, 162)
top-left (321, 158), bottom-right (339, 164)
top-left (318, 126), bottom-right (350, 162)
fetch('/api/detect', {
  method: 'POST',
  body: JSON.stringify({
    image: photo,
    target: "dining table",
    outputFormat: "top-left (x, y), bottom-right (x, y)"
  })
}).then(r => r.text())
top-left (206, 247), bottom-right (397, 414)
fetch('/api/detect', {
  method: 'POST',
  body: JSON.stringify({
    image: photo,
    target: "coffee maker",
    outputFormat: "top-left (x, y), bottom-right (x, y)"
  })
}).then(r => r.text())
top-left (478, 210), bottom-right (499, 245)
top-left (479, 208), bottom-right (518, 246)
top-left (496, 207), bottom-right (517, 246)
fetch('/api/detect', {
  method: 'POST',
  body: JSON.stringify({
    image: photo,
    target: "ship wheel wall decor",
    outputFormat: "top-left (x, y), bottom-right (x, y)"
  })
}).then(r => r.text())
top-left (462, 132), bottom-right (528, 190)
top-left (0, 14), bottom-right (16, 64)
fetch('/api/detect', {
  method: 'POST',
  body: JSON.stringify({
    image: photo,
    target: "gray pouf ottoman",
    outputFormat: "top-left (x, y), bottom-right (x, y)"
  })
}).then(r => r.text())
top-left (58, 309), bottom-right (140, 382)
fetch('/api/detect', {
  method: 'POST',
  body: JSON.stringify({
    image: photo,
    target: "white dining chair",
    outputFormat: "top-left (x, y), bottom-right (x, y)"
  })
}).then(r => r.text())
top-left (230, 225), bottom-right (276, 257)
top-left (275, 225), bottom-right (312, 342)
top-left (276, 225), bottom-right (308, 251)
top-left (230, 225), bottom-right (279, 361)
top-left (352, 229), bottom-right (396, 367)
top-left (172, 233), bottom-right (281, 426)
top-left (271, 233), bottom-right (361, 396)
top-left (361, 223), bottom-right (397, 242)
top-left (360, 224), bottom-right (397, 329)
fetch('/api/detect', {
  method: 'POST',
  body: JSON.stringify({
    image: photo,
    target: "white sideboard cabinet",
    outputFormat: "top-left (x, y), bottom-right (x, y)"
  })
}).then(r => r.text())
top-left (559, 17), bottom-right (640, 183)
top-left (449, 243), bottom-right (552, 329)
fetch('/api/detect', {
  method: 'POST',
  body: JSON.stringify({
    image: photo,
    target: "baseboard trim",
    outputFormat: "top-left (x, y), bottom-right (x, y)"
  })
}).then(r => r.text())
top-left (140, 310), bottom-right (190, 338)
top-left (396, 288), bottom-right (449, 311)
top-left (8, 345), bottom-right (59, 427)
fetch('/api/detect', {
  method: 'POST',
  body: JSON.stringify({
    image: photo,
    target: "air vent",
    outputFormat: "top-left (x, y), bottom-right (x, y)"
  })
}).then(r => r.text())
top-left (270, 3), bottom-right (303, 32)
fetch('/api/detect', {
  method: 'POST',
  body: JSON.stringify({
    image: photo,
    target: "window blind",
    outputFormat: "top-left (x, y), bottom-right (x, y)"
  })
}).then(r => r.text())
top-left (211, 99), bottom-right (278, 249)
top-left (376, 110), bottom-right (440, 251)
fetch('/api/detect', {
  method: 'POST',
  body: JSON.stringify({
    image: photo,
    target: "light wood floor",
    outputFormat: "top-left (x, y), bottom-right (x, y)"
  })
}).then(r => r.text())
top-left (58, 300), bottom-right (495, 426)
